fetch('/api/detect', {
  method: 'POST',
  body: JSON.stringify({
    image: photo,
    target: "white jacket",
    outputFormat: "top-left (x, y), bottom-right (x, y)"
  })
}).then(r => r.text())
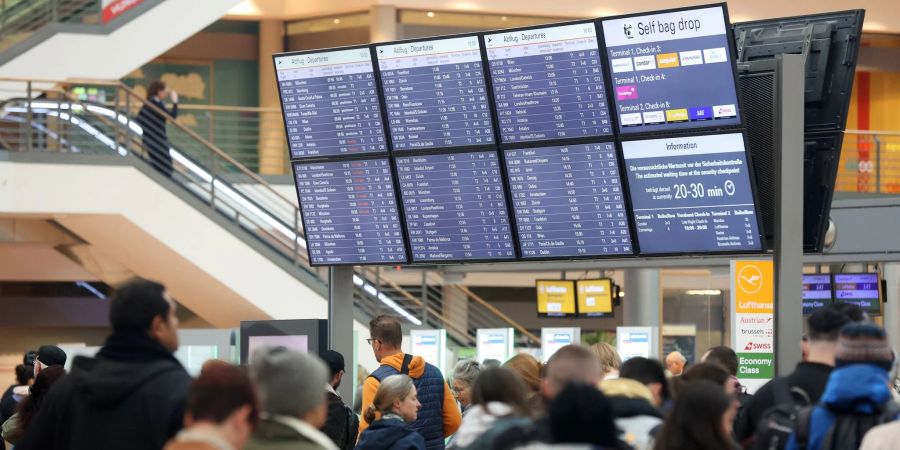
top-left (450, 402), bottom-right (513, 449)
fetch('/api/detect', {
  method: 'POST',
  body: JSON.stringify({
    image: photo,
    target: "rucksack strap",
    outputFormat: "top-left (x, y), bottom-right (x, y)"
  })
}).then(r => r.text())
top-left (400, 354), bottom-right (413, 375)
top-left (794, 406), bottom-right (815, 450)
top-left (771, 377), bottom-right (793, 407)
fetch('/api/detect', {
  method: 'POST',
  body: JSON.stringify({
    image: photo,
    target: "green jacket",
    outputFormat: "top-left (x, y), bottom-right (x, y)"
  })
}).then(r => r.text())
top-left (246, 417), bottom-right (335, 450)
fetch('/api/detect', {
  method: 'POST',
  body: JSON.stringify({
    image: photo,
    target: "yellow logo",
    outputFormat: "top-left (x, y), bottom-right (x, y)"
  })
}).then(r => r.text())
top-left (735, 260), bottom-right (773, 314)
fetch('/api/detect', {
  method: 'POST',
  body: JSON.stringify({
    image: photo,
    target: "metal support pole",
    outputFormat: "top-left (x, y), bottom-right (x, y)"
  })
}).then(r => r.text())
top-left (329, 266), bottom-right (355, 402)
top-left (773, 54), bottom-right (806, 376)
top-left (875, 136), bottom-right (881, 193)
top-left (421, 271), bottom-right (429, 326)
top-left (25, 81), bottom-right (32, 151)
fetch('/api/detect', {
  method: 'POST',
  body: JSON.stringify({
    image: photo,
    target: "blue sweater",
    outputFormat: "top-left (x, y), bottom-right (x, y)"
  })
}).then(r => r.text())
top-left (786, 364), bottom-right (892, 450)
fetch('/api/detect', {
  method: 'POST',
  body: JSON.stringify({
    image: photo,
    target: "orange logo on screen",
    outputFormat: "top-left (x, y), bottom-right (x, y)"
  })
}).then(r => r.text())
top-left (735, 260), bottom-right (774, 314)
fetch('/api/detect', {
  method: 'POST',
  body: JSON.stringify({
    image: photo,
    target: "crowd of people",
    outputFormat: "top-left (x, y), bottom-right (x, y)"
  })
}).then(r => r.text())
top-left (2, 277), bottom-right (899, 450)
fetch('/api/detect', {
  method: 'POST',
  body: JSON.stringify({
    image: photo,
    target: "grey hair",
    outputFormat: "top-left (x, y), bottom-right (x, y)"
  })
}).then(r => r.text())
top-left (452, 359), bottom-right (481, 386)
top-left (250, 346), bottom-right (328, 418)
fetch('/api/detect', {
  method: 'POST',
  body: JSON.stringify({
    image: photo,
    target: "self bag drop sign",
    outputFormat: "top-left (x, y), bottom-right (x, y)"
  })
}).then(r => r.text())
top-left (731, 260), bottom-right (774, 393)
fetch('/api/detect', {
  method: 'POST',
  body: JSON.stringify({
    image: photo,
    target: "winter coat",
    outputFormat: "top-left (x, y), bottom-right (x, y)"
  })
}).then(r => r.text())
top-left (15, 333), bottom-right (191, 450)
top-left (247, 415), bottom-right (339, 450)
top-left (449, 402), bottom-right (516, 449)
top-left (323, 387), bottom-right (359, 450)
top-left (355, 417), bottom-right (426, 450)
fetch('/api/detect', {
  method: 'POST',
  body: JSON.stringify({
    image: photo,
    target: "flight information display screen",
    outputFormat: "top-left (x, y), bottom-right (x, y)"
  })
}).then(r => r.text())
top-left (485, 22), bottom-right (613, 143)
top-left (395, 150), bottom-right (515, 262)
top-left (274, 47), bottom-right (386, 159)
top-left (376, 36), bottom-right (495, 150)
top-left (505, 142), bottom-right (632, 258)
top-left (622, 133), bottom-right (762, 254)
top-left (294, 158), bottom-right (407, 265)
top-left (833, 273), bottom-right (882, 315)
top-left (536, 280), bottom-right (576, 317)
top-left (576, 279), bottom-right (615, 317)
top-left (601, 6), bottom-right (741, 134)
top-left (802, 274), bottom-right (833, 314)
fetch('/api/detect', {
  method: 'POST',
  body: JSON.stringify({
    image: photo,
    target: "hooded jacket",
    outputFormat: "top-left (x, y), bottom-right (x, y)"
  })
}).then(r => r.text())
top-left (786, 364), bottom-right (895, 450)
top-left (359, 353), bottom-right (460, 450)
top-left (16, 333), bottom-right (191, 450)
top-left (601, 379), bottom-right (663, 450)
top-left (356, 416), bottom-right (426, 450)
top-left (449, 402), bottom-right (515, 449)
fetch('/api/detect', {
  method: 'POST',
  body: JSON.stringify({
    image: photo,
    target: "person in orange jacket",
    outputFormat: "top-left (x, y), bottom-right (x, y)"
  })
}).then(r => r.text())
top-left (359, 315), bottom-right (461, 450)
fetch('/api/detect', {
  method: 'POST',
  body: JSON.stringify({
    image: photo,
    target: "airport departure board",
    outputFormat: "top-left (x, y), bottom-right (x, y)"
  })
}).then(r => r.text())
top-left (601, 6), bottom-right (741, 134)
top-left (505, 142), bottom-right (632, 258)
top-left (622, 133), bottom-right (761, 254)
top-left (802, 274), bottom-right (833, 314)
top-left (294, 159), bottom-right (407, 265)
top-left (274, 48), bottom-right (386, 159)
top-left (395, 151), bottom-right (515, 262)
top-left (485, 22), bottom-right (613, 143)
top-left (376, 36), bottom-right (495, 150)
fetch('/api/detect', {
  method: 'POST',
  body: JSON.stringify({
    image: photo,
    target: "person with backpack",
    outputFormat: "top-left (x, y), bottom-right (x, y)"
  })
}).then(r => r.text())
top-left (359, 315), bottom-right (461, 450)
top-left (322, 350), bottom-right (358, 450)
top-left (356, 374), bottom-right (426, 450)
top-left (785, 322), bottom-right (897, 450)
top-left (736, 303), bottom-right (866, 448)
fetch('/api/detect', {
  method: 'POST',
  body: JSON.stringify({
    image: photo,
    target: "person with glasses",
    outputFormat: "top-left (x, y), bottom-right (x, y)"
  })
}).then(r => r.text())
top-left (451, 360), bottom-right (481, 415)
top-left (359, 315), bottom-right (461, 450)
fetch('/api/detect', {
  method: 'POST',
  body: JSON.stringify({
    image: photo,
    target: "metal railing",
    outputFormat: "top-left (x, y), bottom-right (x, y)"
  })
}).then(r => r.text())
top-left (0, 77), bottom-right (539, 347)
top-left (0, 0), bottom-right (101, 54)
top-left (836, 130), bottom-right (900, 195)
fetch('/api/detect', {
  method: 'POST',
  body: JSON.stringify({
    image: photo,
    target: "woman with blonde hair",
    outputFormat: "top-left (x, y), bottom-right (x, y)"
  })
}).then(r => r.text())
top-left (591, 342), bottom-right (622, 380)
top-left (355, 374), bottom-right (425, 450)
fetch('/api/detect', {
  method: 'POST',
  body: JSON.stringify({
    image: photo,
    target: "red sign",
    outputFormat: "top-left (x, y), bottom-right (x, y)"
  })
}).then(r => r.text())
top-left (102, 0), bottom-right (144, 23)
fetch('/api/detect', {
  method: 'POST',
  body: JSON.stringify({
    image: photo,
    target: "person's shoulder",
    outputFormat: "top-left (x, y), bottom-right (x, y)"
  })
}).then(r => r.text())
top-left (860, 421), bottom-right (900, 449)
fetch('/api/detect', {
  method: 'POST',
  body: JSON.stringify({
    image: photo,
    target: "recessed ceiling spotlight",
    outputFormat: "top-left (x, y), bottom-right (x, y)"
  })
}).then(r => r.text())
top-left (426, 11), bottom-right (435, 18)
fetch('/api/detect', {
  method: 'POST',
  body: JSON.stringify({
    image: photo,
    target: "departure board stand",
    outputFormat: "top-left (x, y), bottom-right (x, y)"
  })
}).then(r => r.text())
top-left (329, 265), bottom-right (355, 402)
top-left (772, 54), bottom-right (805, 377)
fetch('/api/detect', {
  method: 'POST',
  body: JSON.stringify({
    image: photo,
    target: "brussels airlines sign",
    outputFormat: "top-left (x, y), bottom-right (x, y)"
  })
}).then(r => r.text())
top-left (102, 0), bottom-right (144, 23)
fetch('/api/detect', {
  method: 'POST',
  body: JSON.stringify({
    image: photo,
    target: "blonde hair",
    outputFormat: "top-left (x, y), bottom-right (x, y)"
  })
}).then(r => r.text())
top-left (590, 342), bottom-right (622, 376)
top-left (364, 374), bottom-right (414, 424)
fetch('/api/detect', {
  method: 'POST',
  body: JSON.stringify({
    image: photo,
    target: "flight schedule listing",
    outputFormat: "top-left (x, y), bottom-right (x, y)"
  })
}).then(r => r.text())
top-left (601, 6), bottom-right (741, 134)
top-left (505, 143), bottom-right (632, 258)
top-left (275, 48), bottom-right (386, 159)
top-left (376, 36), bottom-right (495, 150)
top-left (622, 133), bottom-right (761, 254)
top-left (395, 151), bottom-right (514, 262)
top-left (485, 23), bottom-right (612, 143)
top-left (294, 159), bottom-right (407, 265)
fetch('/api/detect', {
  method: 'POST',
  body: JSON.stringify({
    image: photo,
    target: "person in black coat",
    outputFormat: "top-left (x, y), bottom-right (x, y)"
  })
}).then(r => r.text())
top-left (135, 80), bottom-right (178, 177)
top-left (322, 350), bottom-right (359, 450)
top-left (356, 374), bottom-right (425, 450)
top-left (16, 278), bottom-right (192, 450)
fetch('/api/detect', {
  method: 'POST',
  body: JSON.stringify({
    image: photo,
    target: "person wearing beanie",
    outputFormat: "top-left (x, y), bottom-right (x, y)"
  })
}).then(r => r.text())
top-left (785, 322), bottom-right (897, 450)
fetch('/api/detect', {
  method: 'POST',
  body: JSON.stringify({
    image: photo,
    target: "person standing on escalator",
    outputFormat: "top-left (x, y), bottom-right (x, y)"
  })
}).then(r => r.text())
top-left (136, 81), bottom-right (178, 177)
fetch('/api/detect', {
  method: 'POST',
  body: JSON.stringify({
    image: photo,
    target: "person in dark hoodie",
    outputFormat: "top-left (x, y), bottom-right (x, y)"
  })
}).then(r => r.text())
top-left (16, 277), bottom-right (191, 450)
top-left (600, 377), bottom-right (664, 450)
top-left (321, 350), bottom-right (358, 450)
top-left (356, 374), bottom-right (425, 450)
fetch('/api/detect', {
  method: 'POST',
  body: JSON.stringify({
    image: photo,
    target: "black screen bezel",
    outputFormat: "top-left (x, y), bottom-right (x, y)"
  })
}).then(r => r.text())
top-left (575, 278), bottom-right (616, 318)
top-left (831, 272), bottom-right (884, 317)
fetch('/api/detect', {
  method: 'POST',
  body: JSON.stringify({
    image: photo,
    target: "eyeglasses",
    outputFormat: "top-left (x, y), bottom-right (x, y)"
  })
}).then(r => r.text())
top-left (366, 338), bottom-right (379, 345)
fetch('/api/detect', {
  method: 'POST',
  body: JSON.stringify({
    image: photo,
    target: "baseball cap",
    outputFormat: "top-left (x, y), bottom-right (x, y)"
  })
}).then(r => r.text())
top-left (37, 345), bottom-right (67, 367)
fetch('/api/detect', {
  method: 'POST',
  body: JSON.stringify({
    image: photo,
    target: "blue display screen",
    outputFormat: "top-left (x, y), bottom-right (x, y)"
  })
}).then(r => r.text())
top-left (802, 274), bottom-right (832, 314)
top-left (622, 133), bottom-right (761, 254)
top-left (274, 48), bottom-right (386, 159)
top-left (376, 36), bottom-right (495, 150)
top-left (505, 142), bottom-right (632, 258)
top-left (601, 6), bottom-right (741, 134)
top-left (294, 158), bottom-right (407, 265)
top-left (485, 22), bottom-right (613, 143)
top-left (396, 151), bottom-right (515, 262)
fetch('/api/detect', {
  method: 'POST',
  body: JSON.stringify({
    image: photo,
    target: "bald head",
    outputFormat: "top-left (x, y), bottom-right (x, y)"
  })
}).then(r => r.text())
top-left (665, 351), bottom-right (687, 375)
top-left (543, 345), bottom-right (602, 400)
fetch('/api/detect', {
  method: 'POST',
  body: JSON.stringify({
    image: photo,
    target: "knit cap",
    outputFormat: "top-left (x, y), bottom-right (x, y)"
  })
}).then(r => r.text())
top-left (835, 322), bottom-right (894, 371)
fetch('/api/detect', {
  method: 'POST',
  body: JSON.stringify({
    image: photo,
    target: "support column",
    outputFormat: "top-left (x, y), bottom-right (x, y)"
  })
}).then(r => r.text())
top-left (370, 5), bottom-right (397, 43)
top-left (329, 266), bottom-right (355, 402)
top-left (623, 268), bottom-right (661, 354)
top-left (258, 19), bottom-right (286, 175)
top-left (773, 54), bottom-right (805, 376)
top-left (884, 264), bottom-right (900, 353)
top-left (441, 272), bottom-right (468, 342)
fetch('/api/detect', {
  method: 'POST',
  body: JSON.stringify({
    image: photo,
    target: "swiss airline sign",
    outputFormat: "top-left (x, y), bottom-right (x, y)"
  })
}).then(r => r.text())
top-left (102, 0), bottom-right (144, 23)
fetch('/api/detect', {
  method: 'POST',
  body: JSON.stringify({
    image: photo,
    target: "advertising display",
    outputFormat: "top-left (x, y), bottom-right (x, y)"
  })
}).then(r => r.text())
top-left (505, 142), bottom-right (633, 258)
top-left (576, 279), bottom-right (615, 317)
top-left (293, 159), bottom-right (407, 265)
top-left (411, 329), bottom-right (447, 375)
top-left (376, 36), bottom-right (494, 150)
top-left (476, 328), bottom-right (515, 364)
top-left (622, 132), bottom-right (762, 254)
top-left (601, 5), bottom-right (741, 134)
top-left (274, 47), bottom-right (386, 159)
top-left (396, 151), bottom-right (515, 262)
top-left (541, 327), bottom-right (582, 362)
top-left (536, 280), bottom-right (577, 317)
top-left (833, 273), bottom-right (882, 315)
top-left (731, 260), bottom-right (774, 393)
top-left (802, 274), bottom-right (833, 315)
top-left (485, 22), bottom-right (613, 143)
top-left (616, 326), bottom-right (658, 361)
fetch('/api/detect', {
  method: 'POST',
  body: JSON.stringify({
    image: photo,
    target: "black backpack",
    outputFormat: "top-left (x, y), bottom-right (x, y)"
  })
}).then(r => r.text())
top-left (794, 401), bottom-right (899, 450)
top-left (749, 377), bottom-right (812, 450)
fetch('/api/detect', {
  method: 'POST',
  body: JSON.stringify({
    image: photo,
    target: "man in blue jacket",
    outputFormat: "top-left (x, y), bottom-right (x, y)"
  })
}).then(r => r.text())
top-left (786, 322), bottom-right (896, 450)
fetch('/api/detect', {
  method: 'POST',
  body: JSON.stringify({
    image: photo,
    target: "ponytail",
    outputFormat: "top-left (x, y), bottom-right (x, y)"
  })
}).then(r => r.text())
top-left (363, 404), bottom-right (379, 424)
